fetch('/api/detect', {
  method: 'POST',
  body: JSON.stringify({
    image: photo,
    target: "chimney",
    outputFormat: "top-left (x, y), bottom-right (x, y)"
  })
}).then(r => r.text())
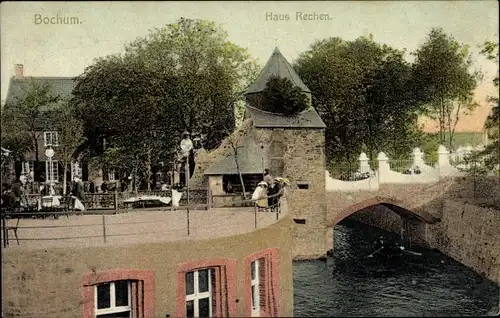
top-left (14, 64), bottom-right (24, 79)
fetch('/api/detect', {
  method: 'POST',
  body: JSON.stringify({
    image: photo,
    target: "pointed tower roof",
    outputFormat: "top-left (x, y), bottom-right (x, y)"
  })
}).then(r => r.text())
top-left (245, 47), bottom-right (311, 95)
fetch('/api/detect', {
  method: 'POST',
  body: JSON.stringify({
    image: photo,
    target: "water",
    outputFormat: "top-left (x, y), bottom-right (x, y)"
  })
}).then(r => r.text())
top-left (293, 219), bottom-right (499, 317)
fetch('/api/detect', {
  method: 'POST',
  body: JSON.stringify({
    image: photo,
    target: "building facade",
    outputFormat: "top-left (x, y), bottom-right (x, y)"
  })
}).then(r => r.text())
top-left (2, 209), bottom-right (294, 317)
top-left (3, 64), bottom-right (88, 186)
top-left (191, 48), bottom-right (328, 259)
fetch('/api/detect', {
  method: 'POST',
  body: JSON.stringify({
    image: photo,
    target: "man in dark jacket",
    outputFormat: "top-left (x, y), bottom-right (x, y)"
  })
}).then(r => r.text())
top-left (72, 176), bottom-right (86, 202)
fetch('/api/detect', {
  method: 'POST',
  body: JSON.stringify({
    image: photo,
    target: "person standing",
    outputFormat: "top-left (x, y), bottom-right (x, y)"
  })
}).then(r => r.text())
top-left (263, 169), bottom-right (274, 188)
top-left (72, 175), bottom-right (86, 203)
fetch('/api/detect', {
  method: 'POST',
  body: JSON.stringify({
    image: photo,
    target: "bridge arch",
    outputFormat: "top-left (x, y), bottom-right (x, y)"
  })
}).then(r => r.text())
top-left (326, 196), bottom-right (440, 228)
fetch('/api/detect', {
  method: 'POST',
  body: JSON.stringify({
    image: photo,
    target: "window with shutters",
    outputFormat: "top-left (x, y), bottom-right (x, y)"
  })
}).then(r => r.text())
top-left (82, 269), bottom-right (155, 318)
top-left (244, 248), bottom-right (280, 317)
top-left (176, 259), bottom-right (237, 318)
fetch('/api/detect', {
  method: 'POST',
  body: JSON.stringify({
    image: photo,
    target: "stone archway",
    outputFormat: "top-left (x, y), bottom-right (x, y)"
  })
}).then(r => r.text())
top-left (326, 196), bottom-right (440, 228)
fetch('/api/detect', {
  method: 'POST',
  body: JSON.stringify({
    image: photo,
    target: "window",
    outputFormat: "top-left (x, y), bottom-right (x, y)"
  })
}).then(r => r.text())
top-left (108, 170), bottom-right (116, 182)
top-left (21, 161), bottom-right (34, 175)
top-left (95, 281), bottom-right (131, 317)
top-left (250, 261), bottom-right (260, 317)
top-left (176, 259), bottom-right (237, 318)
top-left (45, 160), bottom-right (58, 182)
top-left (82, 269), bottom-right (155, 318)
top-left (185, 269), bottom-right (213, 317)
top-left (244, 249), bottom-right (280, 317)
top-left (44, 131), bottom-right (59, 146)
top-left (71, 161), bottom-right (82, 179)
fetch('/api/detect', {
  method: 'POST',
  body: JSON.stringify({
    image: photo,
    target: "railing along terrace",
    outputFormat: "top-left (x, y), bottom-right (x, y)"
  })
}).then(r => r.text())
top-left (329, 163), bottom-right (373, 181)
top-left (388, 159), bottom-right (417, 174)
top-left (0, 189), bottom-right (286, 248)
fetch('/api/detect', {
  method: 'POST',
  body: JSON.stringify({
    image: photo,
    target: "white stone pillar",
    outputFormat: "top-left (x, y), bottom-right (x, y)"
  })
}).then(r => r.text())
top-left (412, 147), bottom-right (424, 169)
top-left (358, 152), bottom-right (370, 174)
top-left (437, 145), bottom-right (451, 168)
top-left (377, 152), bottom-right (390, 183)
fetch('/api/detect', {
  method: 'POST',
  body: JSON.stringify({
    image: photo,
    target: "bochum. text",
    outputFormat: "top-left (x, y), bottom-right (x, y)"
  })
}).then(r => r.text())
top-left (34, 14), bottom-right (82, 25)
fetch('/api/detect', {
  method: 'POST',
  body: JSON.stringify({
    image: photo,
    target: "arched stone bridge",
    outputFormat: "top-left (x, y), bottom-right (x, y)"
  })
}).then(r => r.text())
top-left (326, 180), bottom-right (453, 228)
top-left (326, 195), bottom-right (440, 228)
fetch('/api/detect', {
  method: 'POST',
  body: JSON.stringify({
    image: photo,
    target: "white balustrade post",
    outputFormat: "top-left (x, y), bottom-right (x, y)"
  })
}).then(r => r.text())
top-left (412, 147), bottom-right (424, 169)
top-left (437, 145), bottom-right (451, 168)
top-left (358, 152), bottom-right (370, 174)
top-left (377, 152), bottom-right (390, 183)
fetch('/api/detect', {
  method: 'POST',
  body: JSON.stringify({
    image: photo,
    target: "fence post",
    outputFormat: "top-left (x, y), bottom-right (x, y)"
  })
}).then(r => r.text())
top-left (276, 201), bottom-right (279, 221)
top-left (254, 205), bottom-right (257, 229)
top-left (102, 212), bottom-right (107, 243)
top-left (114, 192), bottom-right (118, 212)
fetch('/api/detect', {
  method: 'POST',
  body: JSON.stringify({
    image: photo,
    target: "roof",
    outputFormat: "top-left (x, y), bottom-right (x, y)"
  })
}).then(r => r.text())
top-left (245, 47), bottom-right (310, 94)
top-left (245, 104), bottom-right (326, 129)
top-left (204, 135), bottom-right (269, 175)
top-left (5, 76), bottom-right (77, 107)
top-left (5, 76), bottom-right (78, 130)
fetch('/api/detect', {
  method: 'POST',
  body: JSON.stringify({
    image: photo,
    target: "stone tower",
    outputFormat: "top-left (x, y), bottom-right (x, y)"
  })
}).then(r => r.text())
top-left (244, 48), bottom-right (328, 259)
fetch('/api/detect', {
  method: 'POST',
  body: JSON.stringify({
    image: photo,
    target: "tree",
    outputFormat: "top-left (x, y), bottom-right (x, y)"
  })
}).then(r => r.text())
top-left (412, 28), bottom-right (482, 150)
top-left (48, 102), bottom-right (86, 195)
top-left (261, 75), bottom-right (308, 115)
top-left (476, 41), bottom-right (499, 171)
top-left (1, 80), bottom-right (60, 180)
top-left (72, 18), bottom-right (259, 188)
top-left (223, 126), bottom-right (247, 199)
top-left (295, 35), bottom-right (425, 164)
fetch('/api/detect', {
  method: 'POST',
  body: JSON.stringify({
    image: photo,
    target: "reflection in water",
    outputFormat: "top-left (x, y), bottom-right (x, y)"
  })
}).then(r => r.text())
top-left (293, 219), bottom-right (499, 317)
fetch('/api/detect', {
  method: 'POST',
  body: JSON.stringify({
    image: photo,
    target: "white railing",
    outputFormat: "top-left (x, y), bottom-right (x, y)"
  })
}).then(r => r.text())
top-left (326, 145), bottom-right (496, 191)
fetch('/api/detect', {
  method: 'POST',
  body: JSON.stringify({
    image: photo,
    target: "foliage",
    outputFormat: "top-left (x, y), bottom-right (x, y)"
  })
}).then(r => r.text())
top-left (72, 18), bottom-right (259, 186)
top-left (412, 28), bottom-right (481, 150)
top-left (295, 35), bottom-right (426, 164)
top-left (261, 75), bottom-right (308, 115)
top-left (1, 106), bottom-right (31, 161)
top-left (475, 41), bottom-right (499, 170)
top-left (1, 80), bottom-right (60, 180)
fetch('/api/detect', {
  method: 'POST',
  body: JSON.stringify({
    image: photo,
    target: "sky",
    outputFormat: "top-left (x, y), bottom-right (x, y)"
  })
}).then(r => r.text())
top-left (1, 1), bottom-right (498, 132)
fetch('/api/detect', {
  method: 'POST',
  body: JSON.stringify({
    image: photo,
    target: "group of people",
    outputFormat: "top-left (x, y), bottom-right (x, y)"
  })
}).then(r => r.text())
top-left (251, 169), bottom-right (287, 211)
top-left (0, 175), bottom-right (87, 213)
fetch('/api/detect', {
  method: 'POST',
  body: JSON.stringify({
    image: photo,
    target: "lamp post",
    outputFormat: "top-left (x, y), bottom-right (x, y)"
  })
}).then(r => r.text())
top-left (180, 132), bottom-right (193, 235)
top-left (45, 147), bottom-right (55, 196)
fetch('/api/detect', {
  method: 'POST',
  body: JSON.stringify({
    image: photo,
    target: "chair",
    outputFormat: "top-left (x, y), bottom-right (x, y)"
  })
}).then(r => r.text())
top-left (5, 217), bottom-right (20, 246)
top-left (58, 196), bottom-right (72, 218)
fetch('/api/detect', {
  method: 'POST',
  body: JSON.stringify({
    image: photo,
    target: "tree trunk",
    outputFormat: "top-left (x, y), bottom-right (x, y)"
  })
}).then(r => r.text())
top-left (233, 148), bottom-right (247, 199)
top-left (439, 99), bottom-right (446, 146)
top-left (63, 163), bottom-right (68, 195)
top-left (34, 136), bottom-right (40, 181)
top-left (146, 147), bottom-right (152, 191)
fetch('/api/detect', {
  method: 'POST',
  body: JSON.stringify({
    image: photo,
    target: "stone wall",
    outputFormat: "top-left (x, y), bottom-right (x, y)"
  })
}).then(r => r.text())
top-left (190, 119), bottom-right (254, 189)
top-left (253, 128), bottom-right (327, 259)
top-left (423, 200), bottom-right (500, 283)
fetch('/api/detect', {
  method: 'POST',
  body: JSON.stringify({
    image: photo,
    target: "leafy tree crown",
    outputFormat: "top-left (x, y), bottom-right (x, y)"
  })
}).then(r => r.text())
top-left (261, 75), bottom-right (308, 116)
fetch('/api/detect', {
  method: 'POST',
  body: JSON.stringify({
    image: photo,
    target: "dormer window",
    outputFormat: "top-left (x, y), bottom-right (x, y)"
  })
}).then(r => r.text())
top-left (44, 131), bottom-right (59, 147)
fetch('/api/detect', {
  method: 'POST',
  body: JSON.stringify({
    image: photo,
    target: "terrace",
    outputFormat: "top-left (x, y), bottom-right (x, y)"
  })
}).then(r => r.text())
top-left (1, 193), bottom-right (287, 249)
